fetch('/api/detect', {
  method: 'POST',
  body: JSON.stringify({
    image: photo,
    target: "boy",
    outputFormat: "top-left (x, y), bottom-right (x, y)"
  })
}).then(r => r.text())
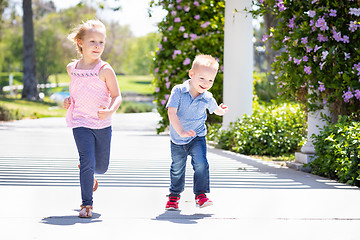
top-left (165, 54), bottom-right (228, 210)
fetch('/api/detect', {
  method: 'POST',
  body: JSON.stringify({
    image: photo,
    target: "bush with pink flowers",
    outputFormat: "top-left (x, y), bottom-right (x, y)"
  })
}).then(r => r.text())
top-left (251, 0), bottom-right (360, 119)
top-left (150, 0), bottom-right (225, 133)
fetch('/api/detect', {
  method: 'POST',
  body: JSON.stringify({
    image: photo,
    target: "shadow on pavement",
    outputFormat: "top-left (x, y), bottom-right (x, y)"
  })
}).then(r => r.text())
top-left (41, 211), bottom-right (102, 225)
top-left (153, 211), bottom-right (213, 224)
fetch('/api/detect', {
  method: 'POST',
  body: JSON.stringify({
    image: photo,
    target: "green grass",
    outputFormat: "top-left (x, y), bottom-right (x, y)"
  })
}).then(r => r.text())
top-left (48, 73), bottom-right (154, 95)
top-left (0, 97), bottom-right (67, 119)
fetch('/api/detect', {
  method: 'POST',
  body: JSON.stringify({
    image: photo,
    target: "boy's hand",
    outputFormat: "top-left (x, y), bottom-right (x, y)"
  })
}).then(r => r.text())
top-left (179, 129), bottom-right (196, 138)
top-left (214, 103), bottom-right (229, 116)
top-left (97, 106), bottom-right (113, 120)
top-left (63, 97), bottom-right (71, 109)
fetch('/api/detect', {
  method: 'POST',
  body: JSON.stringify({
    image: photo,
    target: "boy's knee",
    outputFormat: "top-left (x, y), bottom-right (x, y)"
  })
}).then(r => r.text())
top-left (95, 164), bottom-right (108, 174)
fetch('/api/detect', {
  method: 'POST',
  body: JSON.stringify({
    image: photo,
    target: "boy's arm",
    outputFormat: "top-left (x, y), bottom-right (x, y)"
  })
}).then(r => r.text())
top-left (213, 103), bottom-right (229, 116)
top-left (168, 107), bottom-right (196, 137)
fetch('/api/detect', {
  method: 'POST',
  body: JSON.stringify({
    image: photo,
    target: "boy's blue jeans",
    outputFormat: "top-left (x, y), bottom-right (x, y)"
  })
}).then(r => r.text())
top-left (169, 136), bottom-right (210, 195)
top-left (73, 126), bottom-right (111, 206)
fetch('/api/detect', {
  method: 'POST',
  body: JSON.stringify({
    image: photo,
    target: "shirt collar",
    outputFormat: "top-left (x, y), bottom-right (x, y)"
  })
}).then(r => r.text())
top-left (180, 79), bottom-right (206, 99)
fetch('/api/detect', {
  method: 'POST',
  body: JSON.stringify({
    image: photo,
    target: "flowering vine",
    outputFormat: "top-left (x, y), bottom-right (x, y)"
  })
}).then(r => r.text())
top-left (251, 0), bottom-right (360, 118)
top-left (150, 0), bottom-right (225, 132)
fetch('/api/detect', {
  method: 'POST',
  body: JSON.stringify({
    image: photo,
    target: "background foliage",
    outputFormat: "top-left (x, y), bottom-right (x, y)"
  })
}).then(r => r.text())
top-left (207, 102), bottom-right (306, 156)
top-left (251, 0), bottom-right (360, 119)
top-left (308, 116), bottom-right (360, 187)
top-left (150, 0), bottom-right (225, 133)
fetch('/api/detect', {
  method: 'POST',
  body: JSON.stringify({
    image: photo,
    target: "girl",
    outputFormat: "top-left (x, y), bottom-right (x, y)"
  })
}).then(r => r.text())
top-left (64, 19), bottom-right (122, 218)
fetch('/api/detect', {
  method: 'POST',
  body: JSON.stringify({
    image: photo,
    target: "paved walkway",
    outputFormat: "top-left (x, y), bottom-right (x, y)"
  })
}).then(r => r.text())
top-left (0, 112), bottom-right (359, 240)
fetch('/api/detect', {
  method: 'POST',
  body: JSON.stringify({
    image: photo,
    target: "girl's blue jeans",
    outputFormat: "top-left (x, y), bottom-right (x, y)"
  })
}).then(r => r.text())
top-left (73, 126), bottom-right (112, 206)
top-left (169, 136), bottom-right (210, 195)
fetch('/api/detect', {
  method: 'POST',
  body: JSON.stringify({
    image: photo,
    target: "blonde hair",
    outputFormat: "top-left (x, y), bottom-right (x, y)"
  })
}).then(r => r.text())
top-left (67, 19), bottom-right (106, 54)
top-left (190, 54), bottom-right (219, 72)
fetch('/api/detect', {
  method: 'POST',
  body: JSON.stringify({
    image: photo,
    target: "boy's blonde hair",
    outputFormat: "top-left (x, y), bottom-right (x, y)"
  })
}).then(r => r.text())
top-left (190, 54), bottom-right (219, 72)
top-left (68, 19), bottom-right (106, 54)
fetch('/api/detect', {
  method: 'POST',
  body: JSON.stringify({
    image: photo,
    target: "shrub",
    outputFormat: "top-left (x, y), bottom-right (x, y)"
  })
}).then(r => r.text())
top-left (308, 116), bottom-right (360, 186)
top-left (0, 105), bottom-right (22, 121)
top-left (118, 101), bottom-right (154, 113)
top-left (207, 102), bottom-right (306, 156)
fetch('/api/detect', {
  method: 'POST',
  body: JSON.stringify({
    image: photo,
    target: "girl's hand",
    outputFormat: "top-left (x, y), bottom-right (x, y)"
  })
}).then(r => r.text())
top-left (97, 106), bottom-right (113, 120)
top-left (63, 97), bottom-right (71, 109)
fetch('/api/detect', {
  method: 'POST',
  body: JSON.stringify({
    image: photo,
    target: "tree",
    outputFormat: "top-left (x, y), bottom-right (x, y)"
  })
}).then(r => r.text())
top-left (22, 0), bottom-right (38, 100)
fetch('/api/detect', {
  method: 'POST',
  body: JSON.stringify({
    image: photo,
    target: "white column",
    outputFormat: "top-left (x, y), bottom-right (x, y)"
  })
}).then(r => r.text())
top-left (223, 0), bottom-right (253, 128)
top-left (295, 107), bottom-right (330, 164)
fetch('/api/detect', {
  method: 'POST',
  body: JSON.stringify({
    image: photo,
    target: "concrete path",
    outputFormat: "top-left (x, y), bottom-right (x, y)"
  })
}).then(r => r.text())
top-left (0, 112), bottom-right (359, 240)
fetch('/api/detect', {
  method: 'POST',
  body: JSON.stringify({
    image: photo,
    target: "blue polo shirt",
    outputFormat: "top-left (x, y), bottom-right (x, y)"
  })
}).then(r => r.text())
top-left (166, 80), bottom-right (218, 145)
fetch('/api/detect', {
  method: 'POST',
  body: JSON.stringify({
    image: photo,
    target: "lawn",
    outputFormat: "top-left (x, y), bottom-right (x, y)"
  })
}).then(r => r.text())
top-left (0, 73), bottom-right (155, 121)
top-left (48, 73), bottom-right (154, 95)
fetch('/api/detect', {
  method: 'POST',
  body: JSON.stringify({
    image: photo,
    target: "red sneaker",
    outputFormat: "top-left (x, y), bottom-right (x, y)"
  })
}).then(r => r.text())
top-left (165, 194), bottom-right (180, 210)
top-left (195, 194), bottom-right (213, 208)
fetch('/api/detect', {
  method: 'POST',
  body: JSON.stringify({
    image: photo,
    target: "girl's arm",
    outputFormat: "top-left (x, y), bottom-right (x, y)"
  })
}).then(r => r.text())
top-left (98, 65), bottom-right (122, 120)
top-left (168, 107), bottom-right (196, 137)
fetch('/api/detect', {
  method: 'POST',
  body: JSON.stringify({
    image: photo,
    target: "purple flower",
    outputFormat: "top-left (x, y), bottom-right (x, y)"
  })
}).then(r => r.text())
top-left (176, 5), bottom-right (182, 10)
top-left (355, 90), bottom-right (360, 100)
top-left (221, 65), bottom-right (224, 72)
top-left (262, 34), bottom-right (270, 42)
top-left (194, 1), bottom-right (200, 7)
top-left (183, 33), bottom-right (188, 38)
top-left (165, 94), bottom-right (169, 100)
top-left (301, 37), bottom-right (308, 44)
top-left (332, 30), bottom-right (342, 42)
top-left (293, 58), bottom-right (301, 65)
top-left (166, 82), bottom-right (171, 89)
top-left (179, 26), bottom-right (185, 32)
top-left (161, 99), bottom-right (166, 106)
top-left (349, 21), bottom-right (359, 32)
top-left (353, 63), bottom-right (360, 75)
top-left (155, 87), bottom-right (160, 93)
top-left (342, 35), bottom-right (349, 43)
top-left (303, 56), bottom-right (308, 62)
top-left (308, 10), bottom-right (316, 18)
top-left (323, 98), bottom-right (327, 104)
top-left (276, 1), bottom-right (286, 11)
top-left (329, 9), bottom-right (337, 17)
top-left (314, 45), bottom-right (321, 52)
top-left (154, 67), bottom-right (159, 73)
top-left (183, 58), bottom-right (191, 65)
top-left (342, 88), bottom-right (354, 102)
top-left (171, 10), bottom-right (177, 16)
top-left (317, 34), bottom-right (328, 42)
top-left (184, 6), bottom-right (190, 12)
top-left (176, 0), bottom-right (182, 3)
top-left (311, 0), bottom-right (318, 4)
top-left (315, 17), bottom-right (329, 31)
top-left (174, 17), bottom-right (181, 23)
top-left (201, 21), bottom-right (211, 28)
top-left (318, 84), bottom-right (325, 92)
top-left (289, 17), bottom-right (295, 29)
top-left (304, 66), bottom-right (312, 75)
top-left (168, 26), bottom-right (173, 31)
top-left (194, 15), bottom-right (200, 20)
top-left (349, 8), bottom-right (360, 16)
top-left (306, 46), bottom-right (313, 53)
top-left (310, 20), bottom-right (314, 26)
top-left (283, 36), bottom-right (290, 43)
top-left (190, 33), bottom-right (198, 41)
top-left (163, 37), bottom-right (167, 42)
top-left (321, 51), bottom-right (329, 61)
top-left (320, 62), bottom-right (326, 70)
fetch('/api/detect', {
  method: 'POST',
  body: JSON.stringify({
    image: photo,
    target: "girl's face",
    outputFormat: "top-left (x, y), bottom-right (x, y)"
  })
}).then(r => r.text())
top-left (78, 28), bottom-right (106, 60)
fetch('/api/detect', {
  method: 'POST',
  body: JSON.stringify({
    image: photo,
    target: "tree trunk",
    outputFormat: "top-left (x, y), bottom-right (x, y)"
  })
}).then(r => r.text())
top-left (263, 12), bottom-right (277, 73)
top-left (22, 0), bottom-right (38, 100)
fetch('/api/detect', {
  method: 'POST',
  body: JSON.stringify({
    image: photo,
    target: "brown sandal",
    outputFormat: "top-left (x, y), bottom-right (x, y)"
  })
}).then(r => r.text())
top-left (78, 164), bottom-right (99, 192)
top-left (79, 205), bottom-right (93, 218)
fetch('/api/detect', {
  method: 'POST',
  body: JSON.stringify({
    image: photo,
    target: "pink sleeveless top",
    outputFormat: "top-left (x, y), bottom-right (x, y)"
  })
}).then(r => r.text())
top-left (66, 60), bottom-right (112, 129)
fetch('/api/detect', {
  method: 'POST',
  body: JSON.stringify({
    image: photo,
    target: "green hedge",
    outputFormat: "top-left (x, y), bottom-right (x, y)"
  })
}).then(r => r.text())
top-left (0, 105), bottom-right (22, 121)
top-left (308, 116), bottom-right (360, 186)
top-left (207, 102), bottom-right (306, 156)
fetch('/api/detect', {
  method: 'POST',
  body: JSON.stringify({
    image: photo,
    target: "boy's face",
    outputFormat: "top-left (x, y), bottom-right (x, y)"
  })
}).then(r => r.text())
top-left (189, 66), bottom-right (217, 96)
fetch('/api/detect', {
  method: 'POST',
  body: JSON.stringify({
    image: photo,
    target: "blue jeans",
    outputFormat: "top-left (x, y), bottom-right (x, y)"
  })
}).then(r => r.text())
top-left (73, 126), bottom-right (112, 206)
top-left (169, 136), bottom-right (210, 195)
